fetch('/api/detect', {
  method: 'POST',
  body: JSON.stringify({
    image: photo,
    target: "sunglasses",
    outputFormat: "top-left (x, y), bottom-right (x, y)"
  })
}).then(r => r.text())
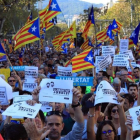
top-left (9, 80), bottom-right (15, 82)
top-left (46, 111), bottom-right (62, 117)
top-left (112, 109), bottom-right (118, 113)
top-left (102, 130), bottom-right (113, 135)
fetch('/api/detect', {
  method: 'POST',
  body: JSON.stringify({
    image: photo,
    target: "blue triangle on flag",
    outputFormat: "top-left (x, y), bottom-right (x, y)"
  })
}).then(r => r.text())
top-left (49, 0), bottom-right (61, 12)
top-left (84, 50), bottom-right (94, 65)
top-left (28, 18), bottom-right (40, 38)
top-left (88, 6), bottom-right (95, 24)
top-left (0, 43), bottom-right (6, 54)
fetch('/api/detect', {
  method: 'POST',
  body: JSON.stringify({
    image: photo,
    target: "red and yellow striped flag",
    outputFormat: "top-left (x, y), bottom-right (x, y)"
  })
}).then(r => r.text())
top-left (81, 39), bottom-right (92, 51)
top-left (109, 39), bottom-right (114, 45)
top-left (72, 49), bottom-right (94, 73)
top-left (129, 38), bottom-right (134, 48)
top-left (64, 60), bottom-right (71, 67)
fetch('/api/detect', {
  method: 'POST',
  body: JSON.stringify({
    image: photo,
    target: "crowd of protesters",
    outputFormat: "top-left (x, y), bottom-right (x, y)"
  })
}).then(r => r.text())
top-left (0, 40), bottom-right (140, 140)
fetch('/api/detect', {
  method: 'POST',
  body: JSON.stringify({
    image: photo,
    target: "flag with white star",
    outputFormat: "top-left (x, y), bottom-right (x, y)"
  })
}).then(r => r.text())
top-left (111, 19), bottom-right (118, 30)
top-left (49, 0), bottom-right (61, 12)
top-left (107, 24), bottom-right (114, 40)
top-left (72, 49), bottom-right (94, 73)
top-left (28, 18), bottom-right (40, 38)
top-left (130, 23), bottom-right (140, 45)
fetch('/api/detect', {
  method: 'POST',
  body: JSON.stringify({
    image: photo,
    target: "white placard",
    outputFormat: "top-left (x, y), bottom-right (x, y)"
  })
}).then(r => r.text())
top-left (120, 39), bottom-right (129, 52)
top-left (45, 47), bottom-right (49, 52)
top-left (98, 55), bottom-right (112, 70)
top-left (40, 101), bottom-right (52, 113)
top-left (23, 78), bottom-right (37, 92)
top-left (25, 66), bottom-right (38, 78)
top-left (95, 56), bottom-right (106, 72)
top-left (2, 101), bottom-right (41, 118)
top-left (39, 79), bottom-right (73, 104)
top-left (13, 95), bottom-right (32, 103)
top-left (57, 66), bottom-right (72, 76)
top-left (135, 137), bottom-right (140, 140)
top-left (94, 80), bottom-right (119, 105)
top-left (120, 50), bottom-right (134, 61)
top-left (113, 54), bottom-right (129, 67)
top-left (12, 92), bottom-right (19, 98)
top-left (0, 77), bottom-right (12, 105)
top-left (102, 46), bottom-right (115, 56)
top-left (129, 106), bottom-right (140, 131)
top-left (127, 62), bottom-right (137, 72)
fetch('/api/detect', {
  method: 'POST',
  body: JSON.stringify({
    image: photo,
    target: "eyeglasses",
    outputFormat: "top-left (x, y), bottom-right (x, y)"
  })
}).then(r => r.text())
top-left (112, 109), bottom-right (118, 113)
top-left (9, 80), bottom-right (15, 82)
top-left (46, 111), bottom-right (62, 117)
top-left (102, 130), bottom-right (113, 135)
top-left (134, 71), bottom-right (139, 73)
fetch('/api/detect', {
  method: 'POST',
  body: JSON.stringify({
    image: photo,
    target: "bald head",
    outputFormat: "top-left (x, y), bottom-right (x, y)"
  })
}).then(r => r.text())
top-left (113, 77), bottom-right (121, 84)
top-left (113, 77), bottom-right (121, 93)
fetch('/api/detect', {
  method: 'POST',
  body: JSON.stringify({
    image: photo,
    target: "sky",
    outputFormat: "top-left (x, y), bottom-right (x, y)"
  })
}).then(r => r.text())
top-left (80, 0), bottom-right (117, 4)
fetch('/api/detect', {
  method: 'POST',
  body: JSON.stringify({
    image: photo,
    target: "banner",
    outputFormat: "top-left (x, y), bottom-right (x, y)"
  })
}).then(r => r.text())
top-left (113, 54), bottom-right (129, 67)
top-left (129, 106), bottom-right (140, 131)
top-left (39, 79), bottom-right (73, 104)
top-left (98, 55), bottom-right (112, 70)
top-left (2, 101), bottom-right (41, 118)
top-left (56, 76), bottom-right (93, 86)
top-left (94, 80), bottom-right (119, 105)
top-left (10, 66), bottom-right (25, 71)
top-left (13, 95), bottom-right (32, 104)
top-left (127, 62), bottom-right (138, 72)
top-left (119, 39), bottom-right (129, 52)
top-left (40, 102), bottom-right (52, 113)
top-left (57, 66), bottom-right (72, 76)
top-left (119, 50), bottom-right (134, 61)
top-left (102, 46), bottom-right (115, 56)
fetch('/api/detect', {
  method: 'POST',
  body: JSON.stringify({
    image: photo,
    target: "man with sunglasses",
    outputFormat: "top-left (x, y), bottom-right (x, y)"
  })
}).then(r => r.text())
top-left (8, 76), bottom-right (16, 91)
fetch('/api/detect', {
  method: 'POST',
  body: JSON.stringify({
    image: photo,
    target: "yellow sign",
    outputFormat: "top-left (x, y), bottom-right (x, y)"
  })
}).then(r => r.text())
top-left (0, 69), bottom-right (10, 82)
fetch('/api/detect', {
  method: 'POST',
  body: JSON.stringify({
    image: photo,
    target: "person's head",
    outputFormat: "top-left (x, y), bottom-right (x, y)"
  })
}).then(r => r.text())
top-left (115, 71), bottom-right (120, 78)
top-left (102, 72), bottom-right (109, 82)
top-left (96, 120), bottom-right (117, 140)
top-left (33, 57), bottom-right (39, 63)
top-left (55, 103), bottom-right (65, 112)
top-left (133, 67), bottom-right (140, 78)
top-left (113, 77), bottom-right (121, 93)
top-left (81, 93), bottom-right (93, 116)
top-left (18, 71), bottom-right (25, 79)
top-left (121, 94), bottom-right (134, 112)
top-left (120, 70), bottom-right (128, 82)
top-left (38, 68), bottom-right (44, 74)
top-left (44, 66), bottom-right (48, 74)
top-left (8, 76), bottom-right (16, 89)
top-left (4, 123), bottom-right (28, 140)
top-left (128, 83), bottom-right (138, 100)
top-left (46, 111), bottom-right (64, 140)
top-left (107, 104), bottom-right (119, 120)
top-left (97, 71), bottom-right (103, 79)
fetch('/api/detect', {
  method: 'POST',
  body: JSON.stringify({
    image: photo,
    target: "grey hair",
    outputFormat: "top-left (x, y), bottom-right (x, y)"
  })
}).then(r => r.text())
top-left (113, 77), bottom-right (121, 84)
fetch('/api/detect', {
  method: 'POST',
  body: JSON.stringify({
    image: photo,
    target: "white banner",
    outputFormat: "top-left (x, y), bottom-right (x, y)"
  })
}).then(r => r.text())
top-left (39, 79), bottom-right (73, 104)
top-left (25, 66), bottom-right (38, 78)
top-left (129, 106), bottom-right (140, 131)
top-left (119, 50), bottom-right (135, 61)
top-left (119, 39), bottom-right (129, 52)
top-left (98, 55), bottom-right (112, 70)
top-left (23, 78), bottom-right (37, 92)
top-left (0, 77), bottom-right (12, 105)
top-left (94, 80), bottom-right (119, 105)
top-left (40, 101), bottom-right (52, 113)
top-left (95, 56), bottom-right (106, 72)
top-left (127, 62), bottom-right (137, 72)
top-left (102, 46), bottom-right (115, 56)
top-left (57, 66), bottom-right (72, 76)
top-left (113, 54), bottom-right (129, 67)
top-left (13, 95), bottom-right (32, 104)
top-left (2, 101), bottom-right (41, 118)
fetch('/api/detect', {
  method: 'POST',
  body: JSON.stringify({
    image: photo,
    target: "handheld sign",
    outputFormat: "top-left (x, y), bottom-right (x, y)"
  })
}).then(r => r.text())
top-left (94, 80), bottom-right (119, 105)
top-left (39, 79), bottom-right (73, 104)
top-left (40, 102), bottom-right (52, 113)
top-left (0, 77), bottom-right (12, 105)
top-left (98, 55), bottom-right (112, 70)
top-left (25, 66), bottom-right (38, 78)
top-left (129, 106), bottom-right (140, 131)
top-left (56, 76), bottom-right (93, 86)
top-left (10, 66), bottom-right (25, 71)
top-left (57, 66), bottom-right (72, 76)
top-left (120, 50), bottom-right (135, 61)
top-left (13, 95), bottom-right (33, 104)
top-left (102, 46), bottom-right (115, 56)
top-left (2, 101), bottom-right (42, 118)
top-left (119, 39), bottom-right (129, 52)
top-left (134, 137), bottom-right (140, 140)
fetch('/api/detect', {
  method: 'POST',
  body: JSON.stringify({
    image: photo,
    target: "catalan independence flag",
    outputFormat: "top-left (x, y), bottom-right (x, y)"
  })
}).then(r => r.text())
top-left (43, 0), bottom-right (61, 23)
top-left (9, 40), bottom-right (13, 53)
top-left (96, 29), bottom-right (109, 42)
top-left (19, 47), bottom-right (25, 66)
top-left (82, 6), bottom-right (95, 40)
top-left (64, 60), bottom-right (71, 67)
top-left (81, 39), bottom-right (93, 51)
top-left (72, 49), bottom-right (94, 73)
top-left (0, 43), bottom-right (6, 62)
top-left (26, 12), bottom-right (32, 24)
top-left (14, 18), bottom-right (40, 50)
